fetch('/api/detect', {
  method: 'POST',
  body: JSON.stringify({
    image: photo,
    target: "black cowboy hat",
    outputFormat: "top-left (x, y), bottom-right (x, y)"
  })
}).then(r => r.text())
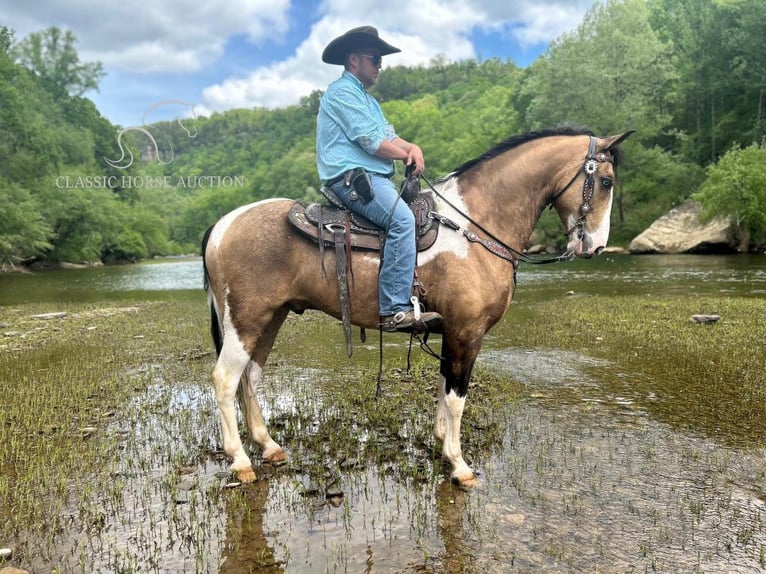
top-left (321, 26), bottom-right (401, 65)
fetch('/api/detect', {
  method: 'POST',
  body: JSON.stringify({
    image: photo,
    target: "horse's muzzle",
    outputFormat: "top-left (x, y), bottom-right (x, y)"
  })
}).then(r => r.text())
top-left (568, 234), bottom-right (604, 258)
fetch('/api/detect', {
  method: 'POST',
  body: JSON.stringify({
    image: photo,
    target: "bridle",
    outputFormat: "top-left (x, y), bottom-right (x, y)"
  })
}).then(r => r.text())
top-left (421, 135), bottom-right (615, 266)
top-left (548, 135), bottom-right (614, 242)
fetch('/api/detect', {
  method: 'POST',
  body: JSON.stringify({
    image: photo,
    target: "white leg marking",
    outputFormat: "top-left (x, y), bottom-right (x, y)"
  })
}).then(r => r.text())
top-left (442, 389), bottom-right (475, 482)
top-left (241, 361), bottom-right (283, 460)
top-left (212, 301), bottom-right (253, 472)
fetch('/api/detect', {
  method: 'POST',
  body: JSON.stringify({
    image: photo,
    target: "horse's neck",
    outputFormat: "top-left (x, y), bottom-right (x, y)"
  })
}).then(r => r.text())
top-left (458, 160), bottom-right (554, 250)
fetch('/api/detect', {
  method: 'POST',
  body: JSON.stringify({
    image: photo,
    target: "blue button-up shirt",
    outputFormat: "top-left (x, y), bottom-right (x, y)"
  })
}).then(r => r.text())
top-left (316, 71), bottom-right (397, 183)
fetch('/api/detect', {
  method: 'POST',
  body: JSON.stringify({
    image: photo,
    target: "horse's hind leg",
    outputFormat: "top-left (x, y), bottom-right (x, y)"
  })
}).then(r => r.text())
top-left (238, 308), bottom-right (289, 466)
top-left (213, 331), bottom-right (256, 481)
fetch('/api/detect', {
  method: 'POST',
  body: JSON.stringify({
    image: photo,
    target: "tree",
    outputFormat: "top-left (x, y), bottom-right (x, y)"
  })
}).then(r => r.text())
top-left (0, 25), bottom-right (13, 54)
top-left (520, 0), bottom-right (680, 240)
top-left (523, 0), bottom-right (675, 138)
top-left (694, 143), bottom-right (766, 246)
top-left (0, 179), bottom-right (52, 268)
top-left (723, 0), bottom-right (766, 144)
top-left (12, 27), bottom-right (104, 96)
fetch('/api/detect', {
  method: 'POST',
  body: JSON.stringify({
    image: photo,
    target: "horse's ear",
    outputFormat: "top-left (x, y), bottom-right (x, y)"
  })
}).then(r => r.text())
top-left (599, 130), bottom-right (635, 151)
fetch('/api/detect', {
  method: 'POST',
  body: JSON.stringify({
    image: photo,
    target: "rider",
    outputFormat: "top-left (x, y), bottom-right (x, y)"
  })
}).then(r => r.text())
top-left (316, 25), bottom-right (443, 333)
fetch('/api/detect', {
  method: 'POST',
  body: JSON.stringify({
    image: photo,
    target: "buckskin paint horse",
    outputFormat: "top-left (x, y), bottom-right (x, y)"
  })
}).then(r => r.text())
top-left (202, 127), bottom-right (633, 488)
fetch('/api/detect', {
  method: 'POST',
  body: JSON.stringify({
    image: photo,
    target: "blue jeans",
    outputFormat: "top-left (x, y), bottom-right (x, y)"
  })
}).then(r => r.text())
top-left (330, 174), bottom-right (416, 316)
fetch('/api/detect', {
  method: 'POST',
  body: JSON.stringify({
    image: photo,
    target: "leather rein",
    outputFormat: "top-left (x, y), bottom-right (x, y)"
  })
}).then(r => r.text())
top-left (421, 135), bottom-right (613, 266)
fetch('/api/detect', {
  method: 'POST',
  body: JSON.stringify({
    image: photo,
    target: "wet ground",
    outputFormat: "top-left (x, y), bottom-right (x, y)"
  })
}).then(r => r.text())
top-left (1, 255), bottom-right (765, 572)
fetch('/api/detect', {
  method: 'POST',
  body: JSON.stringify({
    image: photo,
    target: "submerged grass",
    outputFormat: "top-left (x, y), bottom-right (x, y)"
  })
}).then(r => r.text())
top-left (495, 294), bottom-right (766, 447)
top-left (0, 288), bottom-right (764, 571)
top-left (0, 296), bottom-right (213, 570)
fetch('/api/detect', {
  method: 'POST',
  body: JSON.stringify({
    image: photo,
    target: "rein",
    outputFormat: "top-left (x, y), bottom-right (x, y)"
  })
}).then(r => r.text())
top-left (421, 135), bottom-right (612, 266)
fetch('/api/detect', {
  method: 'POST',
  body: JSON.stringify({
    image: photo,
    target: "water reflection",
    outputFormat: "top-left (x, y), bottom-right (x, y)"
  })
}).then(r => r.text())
top-left (0, 258), bottom-right (203, 304)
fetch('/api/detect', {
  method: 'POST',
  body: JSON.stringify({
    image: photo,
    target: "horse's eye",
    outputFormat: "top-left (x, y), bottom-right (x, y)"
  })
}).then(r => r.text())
top-left (600, 177), bottom-right (613, 190)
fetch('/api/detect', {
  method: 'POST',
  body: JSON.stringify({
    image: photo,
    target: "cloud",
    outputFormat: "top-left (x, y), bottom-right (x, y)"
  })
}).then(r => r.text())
top-left (476, 0), bottom-right (596, 45)
top-left (198, 0), bottom-right (595, 112)
top-left (3, 0), bottom-right (292, 73)
top-left (1, 0), bottom-right (596, 120)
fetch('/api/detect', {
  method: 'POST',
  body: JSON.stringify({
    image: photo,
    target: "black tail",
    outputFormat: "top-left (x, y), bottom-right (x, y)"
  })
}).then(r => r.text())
top-left (201, 225), bottom-right (223, 357)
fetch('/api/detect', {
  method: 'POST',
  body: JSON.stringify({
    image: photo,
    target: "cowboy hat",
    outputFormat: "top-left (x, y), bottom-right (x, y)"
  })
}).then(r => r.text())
top-left (321, 26), bottom-right (401, 65)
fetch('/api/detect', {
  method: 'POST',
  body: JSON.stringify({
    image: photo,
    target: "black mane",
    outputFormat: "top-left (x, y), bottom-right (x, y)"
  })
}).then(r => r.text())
top-left (448, 126), bottom-right (594, 178)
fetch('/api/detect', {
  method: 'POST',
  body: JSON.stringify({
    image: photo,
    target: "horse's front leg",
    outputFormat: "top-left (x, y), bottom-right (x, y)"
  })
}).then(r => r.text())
top-left (434, 336), bottom-right (481, 488)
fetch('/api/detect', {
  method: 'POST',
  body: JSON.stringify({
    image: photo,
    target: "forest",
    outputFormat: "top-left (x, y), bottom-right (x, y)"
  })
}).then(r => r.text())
top-left (1, 0), bottom-right (765, 268)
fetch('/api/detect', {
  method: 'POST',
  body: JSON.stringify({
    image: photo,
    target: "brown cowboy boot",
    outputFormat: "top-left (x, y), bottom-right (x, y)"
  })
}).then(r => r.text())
top-left (380, 309), bottom-right (443, 333)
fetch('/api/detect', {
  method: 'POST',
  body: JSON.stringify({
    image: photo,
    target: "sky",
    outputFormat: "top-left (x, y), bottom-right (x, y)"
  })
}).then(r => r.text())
top-left (0, 0), bottom-right (598, 128)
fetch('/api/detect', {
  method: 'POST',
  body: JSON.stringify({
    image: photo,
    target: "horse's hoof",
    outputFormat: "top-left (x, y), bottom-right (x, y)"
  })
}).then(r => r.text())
top-left (263, 449), bottom-right (288, 466)
top-left (451, 471), bottom-right (479, 490)
top-left (236, 467), bottom-right (257, 483)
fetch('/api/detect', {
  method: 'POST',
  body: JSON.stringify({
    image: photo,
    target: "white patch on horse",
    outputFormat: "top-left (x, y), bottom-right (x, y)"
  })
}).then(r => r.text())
top-left (566, 194), bottom-right (614, 256)
top-left (211, 291), bottom-right (253, 472)
top-left (210, 198), bottom-right (284, 249)
top-left (418, 176), bottom-right (470, 266)
top-left (588, 194), bottom-right (613, 253)
top-left (241, 361), bottom-right (283, 459)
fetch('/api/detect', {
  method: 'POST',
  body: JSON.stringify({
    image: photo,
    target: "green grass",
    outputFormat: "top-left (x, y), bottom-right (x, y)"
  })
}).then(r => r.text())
top-left (1, 291), bottom-right (764, 571)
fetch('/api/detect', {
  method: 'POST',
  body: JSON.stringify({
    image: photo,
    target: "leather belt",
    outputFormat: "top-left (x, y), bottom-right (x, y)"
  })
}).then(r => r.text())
top-left (324, 171), bottom-right (392, 187)
top-left (325, 174), bottom-right (344, 187)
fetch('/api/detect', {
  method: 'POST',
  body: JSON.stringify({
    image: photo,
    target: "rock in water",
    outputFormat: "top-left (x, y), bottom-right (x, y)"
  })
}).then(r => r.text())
top-left (690, 314), bottom-right (721, 324)
top-left (30, 312), bottom-right (67, 320)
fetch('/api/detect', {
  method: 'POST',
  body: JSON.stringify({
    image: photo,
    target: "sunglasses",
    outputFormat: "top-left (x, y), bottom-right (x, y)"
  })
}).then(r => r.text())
top-left (359, 53), bottom-right (382, 67)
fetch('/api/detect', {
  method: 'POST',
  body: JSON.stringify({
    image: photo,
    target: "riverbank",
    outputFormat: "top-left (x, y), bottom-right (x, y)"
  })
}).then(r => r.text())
top-left (1, 287), bottom-right (765, 572)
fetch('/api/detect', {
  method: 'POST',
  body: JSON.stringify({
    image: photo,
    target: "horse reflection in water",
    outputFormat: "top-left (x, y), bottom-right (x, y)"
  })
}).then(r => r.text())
top-left (202, 127), bottom-right (633, 488)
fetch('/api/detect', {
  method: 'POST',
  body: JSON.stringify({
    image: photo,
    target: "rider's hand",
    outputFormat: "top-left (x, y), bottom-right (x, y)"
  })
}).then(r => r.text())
top-left (406, 144), bottom-right (425, 176)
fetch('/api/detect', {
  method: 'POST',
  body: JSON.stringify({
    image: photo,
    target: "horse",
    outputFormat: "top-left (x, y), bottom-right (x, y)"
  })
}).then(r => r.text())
top-left (201, 126), bottom-right (634, 488)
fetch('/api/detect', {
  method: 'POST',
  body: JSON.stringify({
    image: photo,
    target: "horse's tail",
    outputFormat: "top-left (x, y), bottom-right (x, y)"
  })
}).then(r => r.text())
top-left (201, 225), bottom-right (223, 357)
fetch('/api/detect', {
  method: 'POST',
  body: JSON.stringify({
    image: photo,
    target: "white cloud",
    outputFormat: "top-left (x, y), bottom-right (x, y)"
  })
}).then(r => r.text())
top-left (475, 0), bottom-right (595, 45)
top-left (3, 0), bottom-right (292, 73)
top-left (1, 0), bottom-right (596, 120)
top-left (198, 0), bottom-right (595, 112)
top-left (200, 0), bottom-right (482, 112)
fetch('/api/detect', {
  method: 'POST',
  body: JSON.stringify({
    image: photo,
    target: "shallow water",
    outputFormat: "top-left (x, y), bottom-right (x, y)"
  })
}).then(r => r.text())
top-left (1, 253), bottom-right (765, 305)
top-left (59, 345), bottom-right (766, 573)
top-left (2, 254), bottom-right (766, 572)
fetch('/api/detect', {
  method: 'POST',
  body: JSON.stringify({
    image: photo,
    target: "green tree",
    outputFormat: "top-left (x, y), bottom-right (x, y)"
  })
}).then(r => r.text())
top-left (524, 0), bottom-right (675, 138)
top-left (12, 27), bottom-right (105, 95)
top-left (723, 0), bottom-right (766, 144)
top-left (0, 179), bottom-right (52, 268)
top-left (693, 143), bottom-right (766, 246)
top-left (0, 25), bottom-right (13, 54)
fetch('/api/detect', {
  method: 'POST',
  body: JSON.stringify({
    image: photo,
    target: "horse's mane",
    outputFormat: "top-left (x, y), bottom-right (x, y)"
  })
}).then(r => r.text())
top-left (446, 126), bottom-right (595, 179)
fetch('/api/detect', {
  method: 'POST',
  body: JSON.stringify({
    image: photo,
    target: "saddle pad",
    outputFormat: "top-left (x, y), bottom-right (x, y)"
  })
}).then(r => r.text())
top-left (288, 194), bottom-right (439, 252)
